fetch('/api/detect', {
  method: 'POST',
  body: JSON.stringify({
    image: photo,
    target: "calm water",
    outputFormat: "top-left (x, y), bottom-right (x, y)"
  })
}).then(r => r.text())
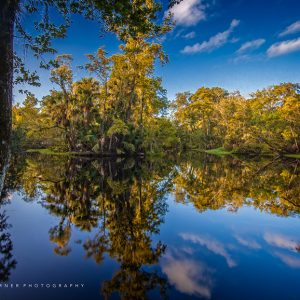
top-left (1, 153), bottom-right (300, 300)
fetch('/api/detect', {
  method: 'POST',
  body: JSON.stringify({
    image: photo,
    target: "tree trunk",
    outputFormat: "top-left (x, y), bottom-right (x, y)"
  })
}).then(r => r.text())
top-left (0, 0), bottom-right (18, 195)
top-left (0, 150), bottom-right (10, 198)
top-left (126, 77), bottom-right (136, 122)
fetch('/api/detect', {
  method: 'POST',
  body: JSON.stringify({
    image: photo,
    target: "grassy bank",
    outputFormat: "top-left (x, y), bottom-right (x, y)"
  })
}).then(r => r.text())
top-left (27, 148), bottom-right (300, 159)
top-left (26, 148), bottom-right (145, 158)
top-left (204, 147), bottom-right (300, 159)
top-left (204, 147), bottom-right (233, 156)
top-left (285, 153), bottom-right (300, 158)
top-left (26, 149), bottom-right (72, 156)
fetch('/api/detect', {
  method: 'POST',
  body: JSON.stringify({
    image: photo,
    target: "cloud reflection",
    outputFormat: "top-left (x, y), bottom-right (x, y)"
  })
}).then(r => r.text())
top-left (161, 253), bottom-right (213, 298)
top-left (234, 235), bottom-right (261, 250)
top-left (180, 233), bottom-right (237, 267)
top-left (264, 233), bottom-right (298, 252)
top-left (274, 251), bottom-right (300, 268)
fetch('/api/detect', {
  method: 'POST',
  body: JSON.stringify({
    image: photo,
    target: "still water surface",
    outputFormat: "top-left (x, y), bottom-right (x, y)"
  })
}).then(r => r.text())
top-left (1, 153), bottom-right (300, 300)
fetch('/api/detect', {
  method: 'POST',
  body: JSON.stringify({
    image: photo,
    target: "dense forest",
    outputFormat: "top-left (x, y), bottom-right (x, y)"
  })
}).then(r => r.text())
top-left (12, 79), bottom-right (300, 157)
top-left (172, 83), bottom-right (300, 156)
top-left (12, 38), bottom-right (178, 156)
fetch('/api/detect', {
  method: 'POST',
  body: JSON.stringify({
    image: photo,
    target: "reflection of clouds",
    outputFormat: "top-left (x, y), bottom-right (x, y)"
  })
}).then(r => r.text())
top-left (161, 253), bottom-right (213, 299)
top-left (264, 233), bottom-right (298, 252)
top-left (180, 233), bottom-right (237, 268)
top-left (235, 235), bottom-right (261, 250)
top-left (274, 251), bottom-right (300, 268)
top-left (182, 246), bottom-right (195, 255)
top-left (264, 232), bottom-right (300, 268)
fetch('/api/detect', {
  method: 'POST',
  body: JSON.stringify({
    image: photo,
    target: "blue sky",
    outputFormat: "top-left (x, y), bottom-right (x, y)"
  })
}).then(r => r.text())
top-left (15, 0), bottom-right (300, 102)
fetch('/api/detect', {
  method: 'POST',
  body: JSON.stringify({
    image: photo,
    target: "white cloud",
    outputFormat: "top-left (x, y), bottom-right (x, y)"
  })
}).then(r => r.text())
top-left (230, 37), bottom-right (240, 44)
top-left (174, 29), bottom-right (185, 39)
top-left (181, 19), bottom-right (240, 54)
top-left (279, 21), bottom-right (300, 37)
top-left (161, 254), bottom-right (213, 298)
top-left (267, 37), bottom-right (300, 57)
top-left (231, 54), bottom-right (252, 63)
top-left (184, 31), bottom-right (196, 39)
top-left (180, 232), bottom-right (237, 267)
top-left (236, 39), bottom-right (265, 54)
top-left (173, 30), bottom-right (196, 40)
top-left (166, 0), bottom-right (207, 26)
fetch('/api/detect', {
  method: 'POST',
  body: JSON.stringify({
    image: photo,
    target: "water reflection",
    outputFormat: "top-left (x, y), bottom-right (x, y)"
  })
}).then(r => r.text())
top-left (2, 153), bottom-right (300, 299)
top-left (234, 235), bottom-right (261, 250)
top-left (0, 195), bottom-right (17, 283)
top-left (173, 155), bottom-right (300, 216)
top-left (180, 233), bottom-right (236, 268)
top-left (264, 232), bottom-right (299, 251)
top-left (161, 250), bottom-right (213, 299)
top-left (4, 155), bottom-right (173, 299)
top-left (273, 251), bottom-right (300, 268)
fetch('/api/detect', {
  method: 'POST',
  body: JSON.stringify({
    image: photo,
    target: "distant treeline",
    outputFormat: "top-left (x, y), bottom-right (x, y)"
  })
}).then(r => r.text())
top-left (172, 83), bottom-right (300, 156)
top-left (12, 38), bottom-right (300, 157)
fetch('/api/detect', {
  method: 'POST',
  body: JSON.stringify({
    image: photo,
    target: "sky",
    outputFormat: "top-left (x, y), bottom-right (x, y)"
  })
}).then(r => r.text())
top-left (15, 0), bottom-right (300, 103)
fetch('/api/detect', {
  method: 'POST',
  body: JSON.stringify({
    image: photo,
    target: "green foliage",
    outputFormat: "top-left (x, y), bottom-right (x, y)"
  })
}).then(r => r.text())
top-left (205, 147), bottom-right (233, 156)
top-left (249, 83), bottom-right (300, 154)
top-left (14, 34), bottom-right (175, 156)
top-left (172, 87), bottom-right (229, 149)
top-left (172, 83), bottom-right (300, 156)
top-left (122, 141), bottom-right (135, 153)
top-left (12, 1), bottom-right (300, 158)
top-left (107, 119), bottom-right (129, 137)
top-left (26, 149), bottom-right (73, 156)
top-left (10, 0), bottom-right (176, 106)
top-left (143, 118), bottom-right (180, 154)
top-left (14, 82), bottom-right (300, 157)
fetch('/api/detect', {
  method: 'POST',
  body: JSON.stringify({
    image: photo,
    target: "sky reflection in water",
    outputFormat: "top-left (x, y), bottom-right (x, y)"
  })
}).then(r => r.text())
top-left (1, 153), bottom-right (300, 300)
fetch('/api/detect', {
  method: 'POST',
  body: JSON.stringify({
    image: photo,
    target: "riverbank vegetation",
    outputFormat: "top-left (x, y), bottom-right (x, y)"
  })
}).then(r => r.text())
top-left (173, 83), bottom-right (300, 156)
top-left (7, 2), bottom-right (300, 158)
top-left (1, 1), bottom-right (298, 159)
top-left (12, 36), bottom-right (180, 157)
top-left (13, 80), bottom-right (300, 157)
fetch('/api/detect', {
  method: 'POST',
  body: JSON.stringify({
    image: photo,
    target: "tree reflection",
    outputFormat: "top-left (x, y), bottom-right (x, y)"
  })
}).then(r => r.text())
top-left (96, 170), bottom-right (170, 299)
top-left (174, 153), bottom-right (300, 216)
top-left (0, 143), bottom-right (10, 198)
top-left (8, 155), bottom-right (172, 298)
top-left (0, 149), bottom-right (18, 283)
top-left (0, 196), bottom-right (17, 282)
top-left (3, 152), bottom-right (300, 296)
